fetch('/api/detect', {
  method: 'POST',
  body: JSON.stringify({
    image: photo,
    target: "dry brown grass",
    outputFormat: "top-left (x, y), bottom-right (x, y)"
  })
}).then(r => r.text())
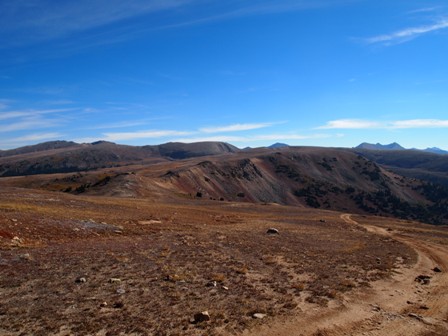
top-left (0, 187), bottom-right (425, 336)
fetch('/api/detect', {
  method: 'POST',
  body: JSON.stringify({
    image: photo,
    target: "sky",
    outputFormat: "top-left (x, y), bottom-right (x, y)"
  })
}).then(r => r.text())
top-left (0, 0), bottom-right (447, 150)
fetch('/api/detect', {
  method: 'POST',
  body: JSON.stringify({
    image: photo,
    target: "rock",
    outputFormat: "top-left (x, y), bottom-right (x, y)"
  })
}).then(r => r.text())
top-left (252, 313), bottom-right (267, 319)
top-left (419, 304), bottom-right (429, 310)
top-left (371, 305), bottom-right (381, 312)
top-left (408, 313), bottom-right (422, 321)
top-left (192, 311), bottom-right (210, 324)
top-left (319, 219), bottom-right (326, 223)
top-left (112, 302), bottom-right (124, 309)
top-left (116, 288), bottom-right (126, 294)
top-left (19, 253), bottom-right (32, 261)
top-left (75, 277), bottom-right (87, 283)
top-left (109, 278), bottom-right (121, 283)
top-left (433, 266), bottom-right (442, 273)
top-left (266, 228), bottom-right (279, 235)
top-left (100, 302), bottom-right (108, 308)
top-left (11, 236), bottom-right (24, 247)
top-left (408, 313), bottom-right (433, 325)
top-left (222, 286), bottom-right (229, 291)
top-left (206, 281), bottom-right (217, 287)
top-left (415, 275), bottom-right (431, 285)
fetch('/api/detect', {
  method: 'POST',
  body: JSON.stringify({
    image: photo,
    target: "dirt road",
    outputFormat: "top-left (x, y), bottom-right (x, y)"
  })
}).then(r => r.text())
top-left (244, 214), bottom-right (448, 336)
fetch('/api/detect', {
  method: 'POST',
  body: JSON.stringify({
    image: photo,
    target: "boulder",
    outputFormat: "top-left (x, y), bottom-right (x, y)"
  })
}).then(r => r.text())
top-left (192, 311), bottom-right (210, 323)
top-left (415, 275), bottom-right (431, 285)
top-left (266, 228), bottom-right (279, 235)
top-left (75, 277), bottom-right (87, 283)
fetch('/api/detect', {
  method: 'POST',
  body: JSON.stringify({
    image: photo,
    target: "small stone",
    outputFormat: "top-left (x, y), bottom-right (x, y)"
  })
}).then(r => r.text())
top-left (252, 313), bottom-right (267, 319)
top-left (192, 311), bottom-right (210, 324)
top-left (206, 281), bottom-right (217, 287)
top-left (112, 302), bottom-right (124, 309)
top-left (222, 286), bottom-right (229, 291)
top-left (408, 313), bottom-right (423, 321)
top-left (371, 305), bottom-right (381, 312)
top-left (116, 288), bottom-right (126, 294)
top-left (11, 236), bottom-right (24, 246)
top-left (433, 266), bottom-right (442, 273)
top-left (99, 302), bottom-right (108, 308)
top-left (266, 228), bottom-right (279, 235)
top-left (75, 277), bottom-right (87, 283)
top-left (415, 275), bottom-right (431, 285)
top-left (419, 304), bottom-right (429, 310)
top-left (19, 253), bottom-right (32, 261)
top-left (109, 278), bottom-right (121, 283)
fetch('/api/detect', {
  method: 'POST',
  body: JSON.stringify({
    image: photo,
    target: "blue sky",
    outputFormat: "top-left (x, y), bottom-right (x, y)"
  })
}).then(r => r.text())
top-left (0, 0), bottom-right (447, 150)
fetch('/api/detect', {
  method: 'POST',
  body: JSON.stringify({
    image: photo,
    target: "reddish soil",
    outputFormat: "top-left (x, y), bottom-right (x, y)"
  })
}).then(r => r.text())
top-left (0, 187), bottom-right (447, 335)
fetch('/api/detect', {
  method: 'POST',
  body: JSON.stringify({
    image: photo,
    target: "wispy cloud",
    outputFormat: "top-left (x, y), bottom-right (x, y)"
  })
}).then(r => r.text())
top-left (0, 108), bottom-right (74, 121)
top-left (390, 119), bottom-right (448, 128)
top-left (0, 132), bottom-right (63, 149)
top-left (8, 132), bottom-right (63, 142)
top-left (366, 19), bottom-right (448, 45)
top-left (101, 130), bottom-right (192, 142)
top-left (173, 133), bottom-right (331, 143)
top-left (0, 0), bottom-right (352, 49)
top-left (199, 122), bottom-right (276, 133)
top-left (317, 119), bottom-right (382, 129)
top-left (0, 117), bottom-right (63, 132)
top-left (317, 118), bottom-right (448, 129)
top-left (407, 7), bottom-right (442, 15)
top-left (86, 120), bottom-right (149, 130)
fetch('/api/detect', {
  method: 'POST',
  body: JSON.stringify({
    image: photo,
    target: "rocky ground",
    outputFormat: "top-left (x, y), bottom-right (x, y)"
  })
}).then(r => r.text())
top-left (0, 187), bottom-right (446, 335)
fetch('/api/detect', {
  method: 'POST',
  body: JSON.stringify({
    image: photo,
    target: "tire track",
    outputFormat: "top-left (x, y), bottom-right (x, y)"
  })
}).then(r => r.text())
top-left (243, 214), bottom-right (448, 336)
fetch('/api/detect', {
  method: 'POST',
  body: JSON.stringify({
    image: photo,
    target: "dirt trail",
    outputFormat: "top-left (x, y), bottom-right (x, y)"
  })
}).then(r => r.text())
top-left (244, 214), bottom-right (448, 336)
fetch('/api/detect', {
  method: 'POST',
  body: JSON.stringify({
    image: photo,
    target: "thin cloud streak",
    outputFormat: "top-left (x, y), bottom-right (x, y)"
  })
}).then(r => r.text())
top-left (102, 130), bottom-right (192, 141)
top-left (366, 19), bottom-right (448, 45)
top-left (318, 119), bottom-right (448, 129)
top-left (0, 118), bottom-right (63, 132)
top-left (86, 120), bottom-right (149, 130)
top-left (1, 0), bottom-right (353, 49)
top-left (0, 132), bottom-right (63, 149)
top-left (0, 108), bottom-right (75, 121)
top-left (173, 133), bottom-right (331, 143)
top-left (317, 119), bottom-right (381, 129)
top-left (391, 119), bottom-right (448, 128)
top-left (200, 122), bottom-right (275, 133)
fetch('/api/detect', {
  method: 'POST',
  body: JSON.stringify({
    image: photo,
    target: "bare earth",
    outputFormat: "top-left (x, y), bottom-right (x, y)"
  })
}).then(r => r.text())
top-left (245, 214), bottom-right (448, 336)
top-left (0, 187), bottom-right (447, 335)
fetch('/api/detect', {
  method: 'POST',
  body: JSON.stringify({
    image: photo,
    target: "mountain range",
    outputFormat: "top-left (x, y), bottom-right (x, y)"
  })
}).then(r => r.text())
top-left (355, 142), bottom-right (448, 155)
top-left (0, 140), bottom-right (447, 225)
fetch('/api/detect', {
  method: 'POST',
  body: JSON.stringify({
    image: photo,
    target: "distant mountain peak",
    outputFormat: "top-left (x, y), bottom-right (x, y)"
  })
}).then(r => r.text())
top-left (268, 143), bottom-right (289, 149)
top-left (356, 142), bottom-right (405, 151)
top-left (424, 147), bottom-right (448, 155)
top-left (91, 140), bottom-right (116, 146)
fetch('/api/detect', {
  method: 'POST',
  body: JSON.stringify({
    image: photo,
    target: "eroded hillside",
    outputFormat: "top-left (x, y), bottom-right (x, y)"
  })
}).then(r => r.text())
top-left (1, 146), bottom-right (447, 225)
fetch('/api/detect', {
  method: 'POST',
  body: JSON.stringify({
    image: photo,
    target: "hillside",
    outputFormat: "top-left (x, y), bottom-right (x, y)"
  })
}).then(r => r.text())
top-left (2, 145), bottom-right (447, 225)
top-left (0, 141), bottom-right (239, 177)
top-left (355, 148), bottom-right (448, 186)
